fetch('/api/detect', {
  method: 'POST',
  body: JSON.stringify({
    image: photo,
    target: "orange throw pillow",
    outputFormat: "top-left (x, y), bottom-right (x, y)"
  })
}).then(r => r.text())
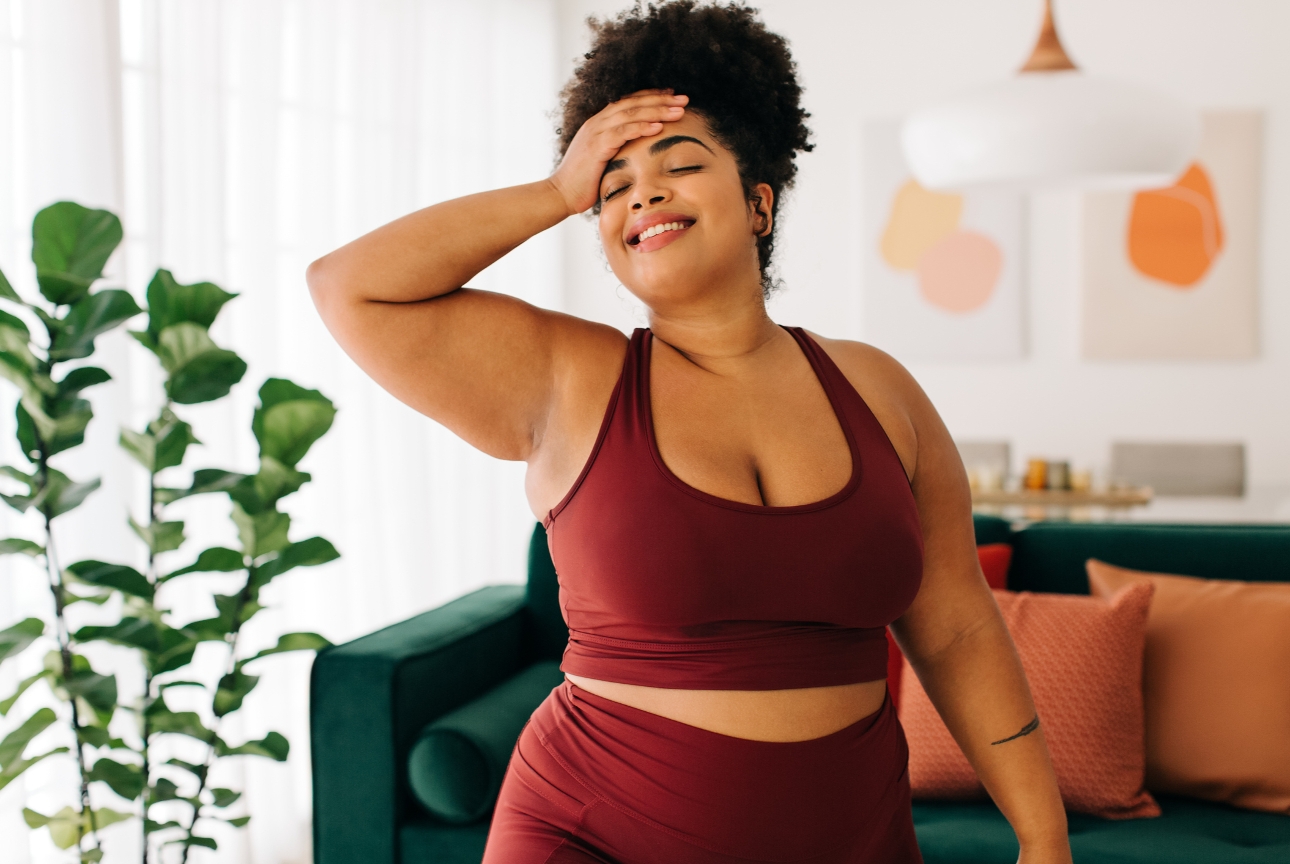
top-left (1087, 559), bottom-right (1290, 814)
top-left (887, 544), bottom-right (1012, 710)
top-left (898, 581), bottom-right (1161, 819)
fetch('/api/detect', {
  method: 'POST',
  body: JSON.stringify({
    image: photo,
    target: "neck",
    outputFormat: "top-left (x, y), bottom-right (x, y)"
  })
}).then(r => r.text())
top-left (645, 286), bottom-right (784, 366)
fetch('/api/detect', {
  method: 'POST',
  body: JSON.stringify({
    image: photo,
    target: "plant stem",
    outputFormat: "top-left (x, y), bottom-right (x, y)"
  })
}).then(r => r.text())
top-left (43, 509), bottom-right (100, 856)
top-left (177, 567), bottom-right (253, 864)
top-left (140, 457), bottom-right (159, 864)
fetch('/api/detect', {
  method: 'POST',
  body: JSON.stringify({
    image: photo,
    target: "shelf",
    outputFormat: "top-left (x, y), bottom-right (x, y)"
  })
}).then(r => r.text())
top-left (971, 487), bottom-right (1153, 507)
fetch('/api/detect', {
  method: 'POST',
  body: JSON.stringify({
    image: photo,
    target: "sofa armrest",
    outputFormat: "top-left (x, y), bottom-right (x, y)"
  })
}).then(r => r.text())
top-left (311, 585), bottom-right (529, 864)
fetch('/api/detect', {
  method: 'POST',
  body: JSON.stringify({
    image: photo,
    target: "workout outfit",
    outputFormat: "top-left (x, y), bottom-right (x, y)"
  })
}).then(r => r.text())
top-left (482, 327), bottom-right (926, 863)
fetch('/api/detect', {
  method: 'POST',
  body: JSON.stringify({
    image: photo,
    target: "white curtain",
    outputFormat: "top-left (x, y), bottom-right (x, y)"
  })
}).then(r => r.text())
top-left (0, 1), bottom-right (560, 861)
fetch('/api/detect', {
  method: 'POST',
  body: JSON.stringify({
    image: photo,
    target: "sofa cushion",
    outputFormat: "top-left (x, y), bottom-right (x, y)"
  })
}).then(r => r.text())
top-left (1088, 559), bottom-right (1290, 814)
top-left (913, 795), bottom-right (1290, 864)
top-left (901, 581), bottom-right (1160, 819)
top-left (407, 661), bottom-right (565, 823)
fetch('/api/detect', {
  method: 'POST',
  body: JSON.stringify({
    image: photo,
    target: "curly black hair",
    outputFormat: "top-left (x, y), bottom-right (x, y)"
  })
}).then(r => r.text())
top-left (558, 0), bottom-right (814, 297)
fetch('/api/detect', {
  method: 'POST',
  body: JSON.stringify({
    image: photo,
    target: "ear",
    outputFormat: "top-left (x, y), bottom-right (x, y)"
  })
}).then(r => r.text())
top-left (749, 182), bottom-right (775, 237)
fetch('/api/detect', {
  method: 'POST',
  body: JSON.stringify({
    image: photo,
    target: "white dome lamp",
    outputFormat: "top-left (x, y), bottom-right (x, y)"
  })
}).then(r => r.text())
top-left (901, 0), bottom-right (1200, 191)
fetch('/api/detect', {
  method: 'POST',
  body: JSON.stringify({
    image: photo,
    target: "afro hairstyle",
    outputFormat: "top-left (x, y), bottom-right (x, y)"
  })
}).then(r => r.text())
top-left (558, 0), bottom-right (814, 296)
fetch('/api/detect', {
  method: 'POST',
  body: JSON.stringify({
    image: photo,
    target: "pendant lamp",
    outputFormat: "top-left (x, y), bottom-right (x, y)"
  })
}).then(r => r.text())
top-left (900, 0), bottom-right (1199, 191)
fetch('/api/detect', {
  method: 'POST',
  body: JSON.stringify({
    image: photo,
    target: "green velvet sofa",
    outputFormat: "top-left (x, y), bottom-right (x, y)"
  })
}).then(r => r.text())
top-left (311, 516), bottom-right (1290, 863)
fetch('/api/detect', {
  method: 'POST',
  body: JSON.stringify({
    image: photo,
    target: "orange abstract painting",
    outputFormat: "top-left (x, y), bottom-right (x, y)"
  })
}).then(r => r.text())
top-left (1127, 162), bottom-right (1224, 288)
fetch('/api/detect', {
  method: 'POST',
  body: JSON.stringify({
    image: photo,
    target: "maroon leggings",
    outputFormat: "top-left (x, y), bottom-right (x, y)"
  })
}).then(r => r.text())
top-left (483, 681), bottom-right (924, 863)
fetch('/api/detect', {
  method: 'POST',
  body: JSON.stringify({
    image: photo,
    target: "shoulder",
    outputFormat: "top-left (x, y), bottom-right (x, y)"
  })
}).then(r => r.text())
top-left (801, 331), bottom-right (927, 483)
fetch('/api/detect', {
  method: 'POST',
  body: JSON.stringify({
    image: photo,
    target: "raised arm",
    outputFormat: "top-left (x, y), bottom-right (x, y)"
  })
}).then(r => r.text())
top-left (305, 90), bottom-right (689, 464)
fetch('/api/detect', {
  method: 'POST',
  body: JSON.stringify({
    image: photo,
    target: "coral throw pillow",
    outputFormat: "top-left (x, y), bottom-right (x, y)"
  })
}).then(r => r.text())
top-left (898, 581), bottom-right (1161, 819)
top-left (887, 544), bottom-right (1012, 710)
top-left (1087, 559), bottom-right (1290, 814)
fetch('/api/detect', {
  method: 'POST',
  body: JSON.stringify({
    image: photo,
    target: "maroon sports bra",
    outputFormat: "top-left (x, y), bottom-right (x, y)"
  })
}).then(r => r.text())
top-left (543, 327), bottom-right (924, 690)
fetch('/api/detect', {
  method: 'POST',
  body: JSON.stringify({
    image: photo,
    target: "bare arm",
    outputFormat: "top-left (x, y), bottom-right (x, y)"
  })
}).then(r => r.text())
top-left (889, 367), bottom-right (1071, 861)
top-left (820, 338), bottom-right (1070, 862)
top-left (306, 90), bottom-right (689, 462)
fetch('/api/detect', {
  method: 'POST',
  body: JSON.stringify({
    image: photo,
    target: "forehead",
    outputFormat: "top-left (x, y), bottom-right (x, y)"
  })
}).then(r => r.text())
top-left (609, 110), bottom-right (726, 163)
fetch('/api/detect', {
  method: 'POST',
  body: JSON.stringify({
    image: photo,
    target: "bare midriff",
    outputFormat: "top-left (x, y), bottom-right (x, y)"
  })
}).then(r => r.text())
top-left (564, 674), bottom-right (889, 742)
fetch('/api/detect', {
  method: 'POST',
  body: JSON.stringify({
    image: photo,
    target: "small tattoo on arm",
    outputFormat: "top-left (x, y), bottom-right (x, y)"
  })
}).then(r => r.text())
top-left (990, 715), bottom-right (1040, 745)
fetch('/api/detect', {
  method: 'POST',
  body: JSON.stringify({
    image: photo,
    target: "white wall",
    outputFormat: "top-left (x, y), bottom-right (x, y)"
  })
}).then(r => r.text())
top-left (554, 0), bottom-right (1290, 486)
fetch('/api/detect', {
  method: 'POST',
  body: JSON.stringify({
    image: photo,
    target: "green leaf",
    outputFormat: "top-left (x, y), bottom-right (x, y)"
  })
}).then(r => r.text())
top-left (129, 516), bottom-right (185, 554)
top-left (31, 202), bottom-right (123, 305)
top-left (49, 289), bottom-right (143, 361)
top-left (252, 379), bottom-right (336, 467)
top-left (64, 666), bottom-right (117, 717)
top-left (151, 409), bottom-right (198, 472)
top-left (152, 322), bottom-right (247, 404)
top-left (55, 365), bottom-right (111, 396)
top-left (81, 849), bottom-right (104, 864)
top-left (162, 759), bottom-right (205, 780)
top-left (149, 777), bottom-right (182, 802)
top-left (172, 836), bottom-right (217, 850)
top-left (0, 351), bottom-right (44, 408)
top-left (0, 669), bottom-right (49, 715)
top-left (0, 706), bottom-right (57, 767)
top-left (232, 502), bottom-right (290, 558)
top-left (253, 537), bottom-right (339, 586)
top-left (31, 468), bottom-right (100, 518)
top-left (0, 309), bottom-right (36, 368)
top-left (15, 403), bottom-right (38, 462)
top-left (228, 457), bottom-right (310, 514)
top-left (163, 546), bottom-right (244, 581)
top-left (216, 730), bottom-right (288, 761)
top-left (86, 757), bottom-right (146, 799)
top-left (77, 725), bottom-right (130, 750)
top-left (119, 428), bottom-right (154, 471)
top-left (27, 806), bottom-right (133, 847)
top-left (0, 464), bottom-right (38, 513)
top-left (24, 395), bottom-right (93, 458)
top-left (1, 746), bottom-right (69, 793)
top-left (225, 815), bottom-right (251, 828)
top-left (0, 265), bottom-right (19, 302)
top-left (213, 669), bottom-right (259, 717)
top-left (0, 538), bottom-right (43, 557)
top-left (63, 590), bottom-right (112, 607)
top-left (242, 631), bottom-right (332, 664)
top-left (73, 618), bottom-right (158, 651)
top-left (0, 617), bottom-right (44, 662)
top-left (144, 818), bottom-right (183, 835)
top-left (209, 788), bottom-right (241, 808)
top-left (146, 701), bottom-right (216, 744)
top-left (162, 468), bottom-right (245, 505)
top-left (65, 561), bottom-right (153, 601)
top-left (144, 269), bottom-right (237, 339)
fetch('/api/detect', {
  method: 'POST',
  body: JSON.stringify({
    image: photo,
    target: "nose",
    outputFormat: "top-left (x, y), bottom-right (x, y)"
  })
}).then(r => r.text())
top-left (632, 194), bottom-right (667, 210)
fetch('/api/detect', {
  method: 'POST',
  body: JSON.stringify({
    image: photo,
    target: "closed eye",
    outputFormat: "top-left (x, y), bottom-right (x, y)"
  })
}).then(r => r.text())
top-left (669, 165), bottom-right (703, 174)
top-left (602, 183), bottom-right (630, 202)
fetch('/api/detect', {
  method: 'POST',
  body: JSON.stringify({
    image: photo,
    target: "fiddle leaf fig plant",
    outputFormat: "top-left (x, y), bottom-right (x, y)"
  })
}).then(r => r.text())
top-left (0, 202), bottom-right (338, 864)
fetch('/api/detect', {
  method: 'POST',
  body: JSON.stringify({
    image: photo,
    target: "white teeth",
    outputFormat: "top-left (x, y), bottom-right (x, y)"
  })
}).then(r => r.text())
top-left (638, 221), bottom-right (686, 243)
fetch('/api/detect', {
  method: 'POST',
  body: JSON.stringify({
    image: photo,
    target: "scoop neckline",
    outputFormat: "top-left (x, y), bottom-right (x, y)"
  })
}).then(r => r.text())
top-left (641, 326), bottom-right (864, 515)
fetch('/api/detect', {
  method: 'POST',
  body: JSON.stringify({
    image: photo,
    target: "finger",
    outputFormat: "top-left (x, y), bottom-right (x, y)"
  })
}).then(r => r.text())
top-left (610, 91), bottom-right (688, 110)
top-left (609, 120), bottom-right (666, 144)
top-left (614, 102), bottom-right (686, 122)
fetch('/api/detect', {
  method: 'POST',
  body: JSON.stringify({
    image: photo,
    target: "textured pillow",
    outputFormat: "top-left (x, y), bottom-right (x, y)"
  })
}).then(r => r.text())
top-left (1087, 559), bottom-right (1290, 814)
top-left (899, 581), bottom-right (1161, 819)
top-left (888, 544), bottom-right (1012, 710)
top-left (408, 661), bottom-right (565, 823)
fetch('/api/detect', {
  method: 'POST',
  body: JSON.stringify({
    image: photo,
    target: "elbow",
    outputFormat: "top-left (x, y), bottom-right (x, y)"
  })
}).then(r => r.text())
top-left (305, 254), bottom-right (333, 305)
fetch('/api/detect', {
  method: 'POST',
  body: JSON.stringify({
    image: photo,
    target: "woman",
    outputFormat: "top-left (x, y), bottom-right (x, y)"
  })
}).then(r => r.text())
top-left (307, 3), bottom-right (1072, 862)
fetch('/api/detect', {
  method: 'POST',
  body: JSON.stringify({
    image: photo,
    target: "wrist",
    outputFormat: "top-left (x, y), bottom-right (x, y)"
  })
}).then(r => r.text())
top-left (543, 176), bottom-right (579, 220)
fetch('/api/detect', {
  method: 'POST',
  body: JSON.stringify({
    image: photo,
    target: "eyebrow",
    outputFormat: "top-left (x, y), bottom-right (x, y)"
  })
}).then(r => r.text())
top-left (601, 136), bottom-right (714, 178)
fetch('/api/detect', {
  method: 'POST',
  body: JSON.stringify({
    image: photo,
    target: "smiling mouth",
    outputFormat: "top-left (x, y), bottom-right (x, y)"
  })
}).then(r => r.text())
top-left (629, 220), bottom-right (695, 246)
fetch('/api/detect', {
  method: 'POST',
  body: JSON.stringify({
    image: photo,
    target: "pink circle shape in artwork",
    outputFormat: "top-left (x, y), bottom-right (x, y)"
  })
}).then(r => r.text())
top-left (916, 230), bottom-right (1003, 313)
